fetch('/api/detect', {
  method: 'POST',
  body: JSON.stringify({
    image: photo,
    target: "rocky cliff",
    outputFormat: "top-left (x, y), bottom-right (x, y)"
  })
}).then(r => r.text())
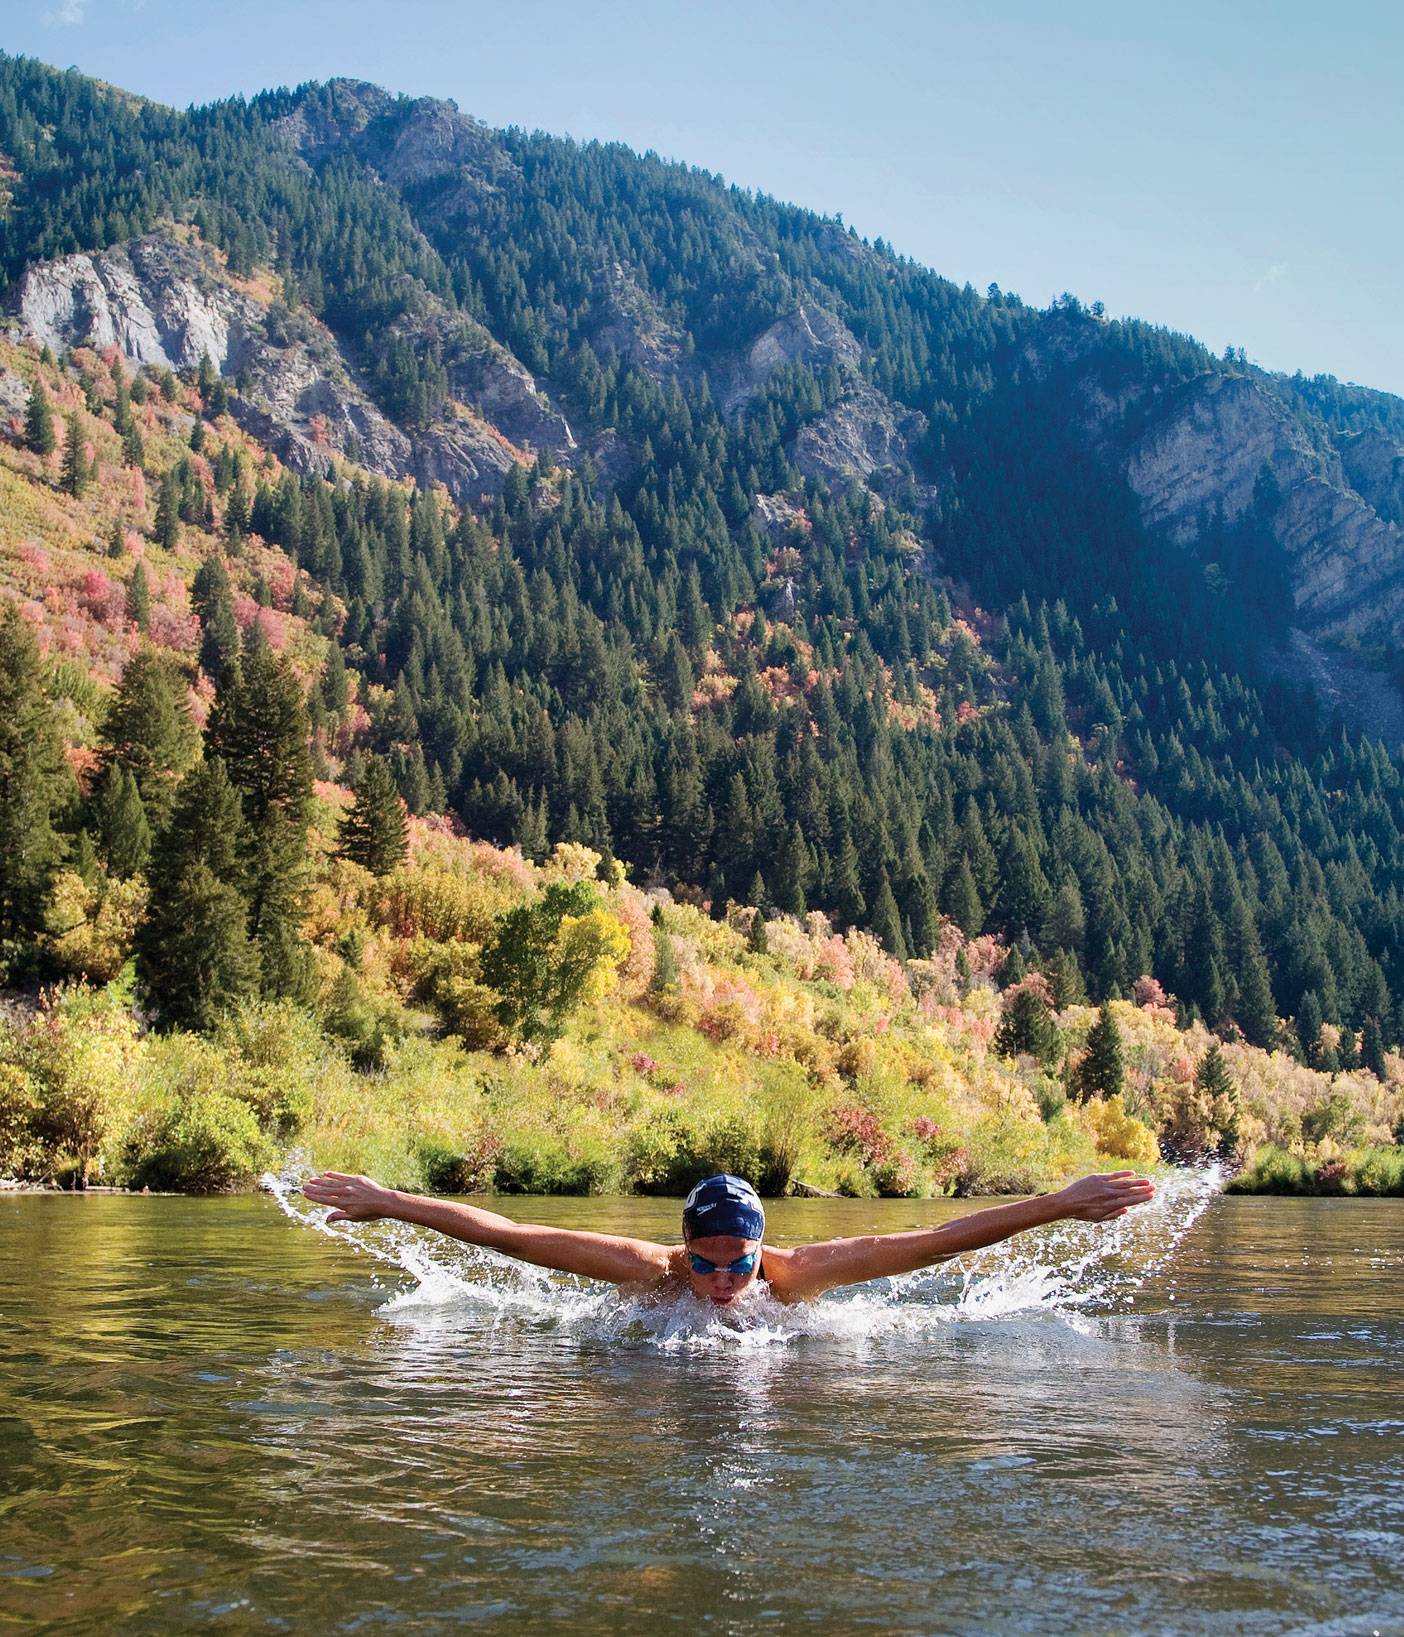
top-left (1023, 316), bottom-right (1404, 664)
top-left (10, 231), bottom-right (570, 502)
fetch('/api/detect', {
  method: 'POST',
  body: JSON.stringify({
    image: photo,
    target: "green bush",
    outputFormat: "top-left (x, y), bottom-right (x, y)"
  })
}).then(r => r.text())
top-left (123, 1091), bottom-right (273, 1193)
top-left (1351, 1146), bottom-right (1404, 1196)
top-left (416, 1133), bottom-right (496, 1194)
top-left (623, 1105), bottom-right (763, 1195)
top-left (1226, 1146), bottom-right (1314, 1194)
top-left (493, 1136), bottom-right (616, 1195)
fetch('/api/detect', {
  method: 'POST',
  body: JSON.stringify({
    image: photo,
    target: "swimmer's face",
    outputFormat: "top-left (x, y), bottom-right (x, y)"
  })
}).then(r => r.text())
top-left (684, 1234), bottom-right (762, 1307)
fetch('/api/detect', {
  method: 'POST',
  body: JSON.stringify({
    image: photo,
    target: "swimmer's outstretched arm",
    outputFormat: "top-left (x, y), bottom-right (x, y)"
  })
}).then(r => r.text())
top-left (767, 1171), bottom-right (1155, 1302)
top-left (300, 1172), bottom-right (672, 1284)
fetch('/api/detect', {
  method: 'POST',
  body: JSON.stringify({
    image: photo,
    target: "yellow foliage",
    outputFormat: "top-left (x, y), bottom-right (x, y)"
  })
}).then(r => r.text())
top-left (48, 871), bottom-right (148, 985)
top-left (1079, 1094), bottom-right (1160, 1166)
top-left (551, 910), bottom-right (631, 1006)
top-left (375, 864), bottom-right (510, 944)
top-left (540, 841), bottom-right (602, 884)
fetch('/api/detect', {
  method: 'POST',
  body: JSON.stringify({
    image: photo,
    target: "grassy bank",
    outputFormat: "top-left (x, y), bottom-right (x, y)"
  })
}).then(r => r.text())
top-left (4, 817), bottom-right (1403, 1201)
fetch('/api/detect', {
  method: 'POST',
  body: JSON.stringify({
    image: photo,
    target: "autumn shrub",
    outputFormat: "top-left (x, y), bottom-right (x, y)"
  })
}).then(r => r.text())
top-left (47, 871), bottom-right (148, 984)
top-left (623, 1102), bottom-right (764, 1196)
top-left (1351, 1146), bottom-right (1404, 1196)
top-left (375, 864), bottom-right (513, 944)
top-left (1225, 1146), bottom-right (1313, 1194)
top-left (1, 989), bottom-right (143, 1182)
top-left (0, 1063), bottom-right (42, 1178)
top-left (123, 1090), bottom-right (272, 1192)
top-left (1079, 1095), bottom-right (1161, 1167)
top-left (208, 1002), bottom-right (323, 1137)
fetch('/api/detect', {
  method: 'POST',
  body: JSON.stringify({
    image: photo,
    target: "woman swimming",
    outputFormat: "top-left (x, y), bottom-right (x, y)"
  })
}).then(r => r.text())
top-left (300, 1168), bottom-right (1156, 1308)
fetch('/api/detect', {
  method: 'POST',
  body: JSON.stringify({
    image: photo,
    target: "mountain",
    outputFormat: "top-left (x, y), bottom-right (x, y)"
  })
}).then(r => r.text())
top-left (5, 52), bottom-right (1404, 1065)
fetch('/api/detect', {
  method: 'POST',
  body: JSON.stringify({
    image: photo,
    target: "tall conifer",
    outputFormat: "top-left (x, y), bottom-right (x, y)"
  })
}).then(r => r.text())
top-left (0, 602), bottom-right (69, 945)
top-left (25, 381), bottom-right (55, 457)
top-left (338, 755), bottom-right (408, 877)
top-left (135, 758), bottom-right (257, 1032)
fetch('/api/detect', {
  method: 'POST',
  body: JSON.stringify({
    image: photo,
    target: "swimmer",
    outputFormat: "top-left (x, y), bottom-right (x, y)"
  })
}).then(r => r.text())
top-left (299, 1168), bottom-right (1156, 1307)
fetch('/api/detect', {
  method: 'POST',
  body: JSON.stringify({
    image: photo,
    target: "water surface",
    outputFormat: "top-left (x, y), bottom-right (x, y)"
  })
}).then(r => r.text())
top-left (1, 1179), bottom-right (1401, 1634)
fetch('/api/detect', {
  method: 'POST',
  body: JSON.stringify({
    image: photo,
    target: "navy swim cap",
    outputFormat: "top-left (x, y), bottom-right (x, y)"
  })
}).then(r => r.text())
top-left (682, 1174), bottom-right (765, 1242)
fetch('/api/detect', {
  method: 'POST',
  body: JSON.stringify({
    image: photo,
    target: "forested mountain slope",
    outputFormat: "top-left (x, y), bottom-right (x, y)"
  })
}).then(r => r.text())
top-left (5, 51), bottom-right (1404, 1073)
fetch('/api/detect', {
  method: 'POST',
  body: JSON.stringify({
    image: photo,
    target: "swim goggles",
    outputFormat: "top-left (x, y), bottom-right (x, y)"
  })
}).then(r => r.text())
top-left (687, 1250), bottom-right (759, 1276)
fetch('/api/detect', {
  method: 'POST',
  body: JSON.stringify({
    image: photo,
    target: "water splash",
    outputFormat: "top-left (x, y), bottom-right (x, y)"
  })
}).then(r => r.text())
top-left (262, 1161), bottom-right (1221, 1352)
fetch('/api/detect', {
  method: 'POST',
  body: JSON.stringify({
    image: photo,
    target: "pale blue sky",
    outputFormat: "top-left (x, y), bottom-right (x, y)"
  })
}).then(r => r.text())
top-left (8, 0), bottom-right (1401, 396)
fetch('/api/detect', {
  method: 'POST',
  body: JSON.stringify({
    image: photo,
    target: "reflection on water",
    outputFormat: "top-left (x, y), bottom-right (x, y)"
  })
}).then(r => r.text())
top-left (1, 1180), bottom-right (1402, 1635)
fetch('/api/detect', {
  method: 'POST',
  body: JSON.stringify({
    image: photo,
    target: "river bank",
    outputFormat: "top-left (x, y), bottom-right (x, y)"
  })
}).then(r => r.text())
top-left (3, 833), bottom-right (1401, 1201)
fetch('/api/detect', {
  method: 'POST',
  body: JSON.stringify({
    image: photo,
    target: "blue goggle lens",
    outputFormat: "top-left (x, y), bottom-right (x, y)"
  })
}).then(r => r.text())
top-left (688, 1251), bottom-right (759, 1276)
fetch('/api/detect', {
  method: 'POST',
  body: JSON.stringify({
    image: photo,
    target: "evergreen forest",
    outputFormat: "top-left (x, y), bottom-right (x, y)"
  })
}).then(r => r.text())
top-left (4, 48), bottom-right (1404, 1099)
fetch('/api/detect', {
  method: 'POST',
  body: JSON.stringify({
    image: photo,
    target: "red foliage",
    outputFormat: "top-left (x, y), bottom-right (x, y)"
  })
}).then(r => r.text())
top-left (147, 605), bottom-right (199, 653)
top-left (1134, 975), bottom-right (1168, 1009)
top-left (629, 1052), bottom-right (658, 1076)
top-left (823, 1102), bottom-right (893, 1167)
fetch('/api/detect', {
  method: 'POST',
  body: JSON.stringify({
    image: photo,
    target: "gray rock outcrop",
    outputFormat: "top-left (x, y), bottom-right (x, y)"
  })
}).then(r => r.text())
top-left (10, 232), bottom-right (556, 503)
top-left (450, 346), bottom-right (575, 453)
top-left (17, 234), bottom-right (250, 373)
top-left (1022, 316), bottom-right (1404, 648)
top-left (589, 262), bottom-right (692, 382)
top-left (1121, 372), bottom-right (1404, 640)
top-left (720, 302), bottom-right (862, 413)
top-left (270, 78), bottom-right (516, 216)
top-left (1335, 428), bottom-right (1404, 523)
top-left (792, 386), bottom-right (925, 489)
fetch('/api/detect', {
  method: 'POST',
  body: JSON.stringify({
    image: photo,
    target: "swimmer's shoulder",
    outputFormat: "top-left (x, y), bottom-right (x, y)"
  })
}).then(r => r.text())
top-left (757, 1243), bottom-right (807, 1304)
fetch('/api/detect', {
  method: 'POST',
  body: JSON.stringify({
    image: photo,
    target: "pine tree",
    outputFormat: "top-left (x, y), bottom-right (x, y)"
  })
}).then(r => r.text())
top-left (740, 903), bottom-right (765, 954)
top-left (337, 755), bottom-right (408, 877)
top-left (25, 381), bottom-right (55, 457)
top-left (869, 870), bottom-right (907, 960)
top-left (192, 554), bottom-right (239, 683)
top-left (662, 632), bottom-right (695, 711)
top-left (1362, 1015), bottom-right (1388, 1080)
top-left (771, 822), bottom-right (810, 917)
top-left (0, 602), bottom-right (70, 945)
top-left (994, 987), bottom-right (1060, 1064)
top-left (98, 648), bottom-right (200, 828)
top-left (747, 869), bottom-right (769, 916)
top-left (830, 833), bottom-right (866, 928)
top-left (1229, 902), bottom-right (1278, 1048)
top-left (153, 471), bottom-right (181, 549)
top-left (1195, 1042), bottom-right (1240, 1155)
top-left (135, 758), bottom-right (257, 1032)
top-left (90, 763), bottom-right (150, 879)
top-left (125, 562), bottom-right (150, 633)
top-left (122, 421), bottom-right (145, 470)
top-left (650, 919), bottom-right (678, 991)
top-left (60, 413), bottom-right (88, 497)
top-left (112, 370), bottom-right (132, 435)
top-left (205, 638), bottom-right (315, 1001)
top-left (944, 858), bottom-right (984, 937)
top-left (1297, 989), bottom-right (1324, 1064)
top-left (1079, 1002), bottom-right (1125, 1100)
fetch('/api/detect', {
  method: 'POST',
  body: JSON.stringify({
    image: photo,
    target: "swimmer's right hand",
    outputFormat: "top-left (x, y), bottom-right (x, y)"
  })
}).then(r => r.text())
top-left (301, 1171), bottom-right (399, 1223)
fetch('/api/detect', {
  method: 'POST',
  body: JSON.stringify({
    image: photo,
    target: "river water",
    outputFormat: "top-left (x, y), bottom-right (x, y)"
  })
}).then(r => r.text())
top-left (1, 1174), bottom-right (1401, 1635)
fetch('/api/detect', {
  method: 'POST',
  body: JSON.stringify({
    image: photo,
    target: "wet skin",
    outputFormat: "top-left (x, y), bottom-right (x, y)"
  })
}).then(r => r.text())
top-left (300, 1171), bottom-right (1156, 1306)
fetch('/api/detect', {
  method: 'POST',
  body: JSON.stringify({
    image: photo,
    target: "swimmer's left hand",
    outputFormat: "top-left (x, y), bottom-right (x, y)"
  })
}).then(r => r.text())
top-left (1055, 1170), bottom-right (1156, 1221)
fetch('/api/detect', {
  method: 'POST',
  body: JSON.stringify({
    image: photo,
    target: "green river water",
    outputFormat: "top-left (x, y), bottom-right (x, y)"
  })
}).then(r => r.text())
top-left (1, 1176), bottom-right (1401, 1635)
